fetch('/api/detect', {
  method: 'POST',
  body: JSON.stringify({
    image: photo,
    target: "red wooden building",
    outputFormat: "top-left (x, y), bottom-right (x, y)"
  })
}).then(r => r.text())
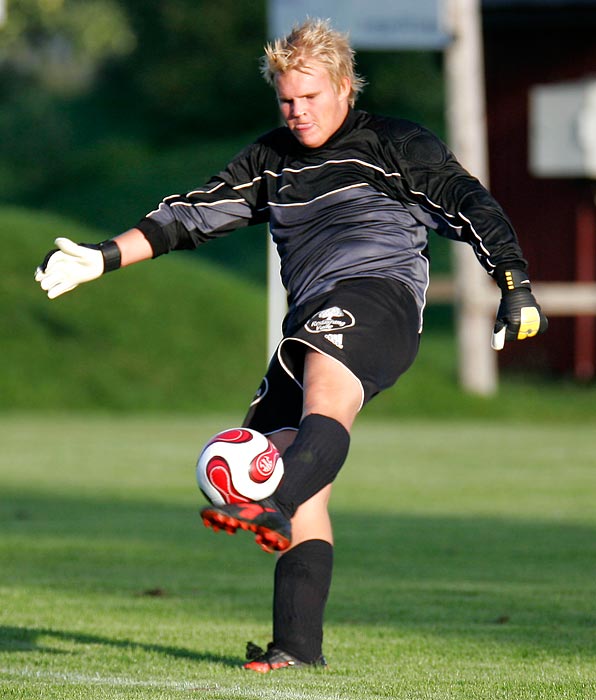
top-left (482, 0), bottom-right (596, 378)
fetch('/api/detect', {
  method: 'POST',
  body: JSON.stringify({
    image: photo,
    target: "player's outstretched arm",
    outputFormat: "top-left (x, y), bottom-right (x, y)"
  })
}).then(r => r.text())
top-left (491, 268), bottom-right (548, 350)
top-left (35, 228), bottom-right (153, 299)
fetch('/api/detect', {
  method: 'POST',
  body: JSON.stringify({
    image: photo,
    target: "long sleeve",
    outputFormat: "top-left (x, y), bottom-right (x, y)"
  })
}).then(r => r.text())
top-left (135, 141), bottom-right (272, 257)
top-left (383, 118), bottom-right (527, 275)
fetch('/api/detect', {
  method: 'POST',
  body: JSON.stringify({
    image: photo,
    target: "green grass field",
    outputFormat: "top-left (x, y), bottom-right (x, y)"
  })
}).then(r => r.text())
top-left (3, 204), bottom-right (596, 697)
top-left (1, 414), bottom-right (595, 699)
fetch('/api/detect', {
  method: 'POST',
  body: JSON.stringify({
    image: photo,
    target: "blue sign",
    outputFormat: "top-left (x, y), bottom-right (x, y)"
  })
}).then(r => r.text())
top-left (268, 0), bottom-right (449, 50)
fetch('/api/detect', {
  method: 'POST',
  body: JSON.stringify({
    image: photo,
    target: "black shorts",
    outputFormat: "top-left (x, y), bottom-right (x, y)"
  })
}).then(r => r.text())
top-left (243, 277), bottom-right (420, 435)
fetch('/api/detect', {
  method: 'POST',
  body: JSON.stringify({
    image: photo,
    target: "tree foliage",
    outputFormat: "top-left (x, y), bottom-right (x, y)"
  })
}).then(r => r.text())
top-left (113, 0), bottom-right (274, 139)
top-left (0, 0), bottom-right (444, 260)
top-left (0, 0), bottom-right (136, 92)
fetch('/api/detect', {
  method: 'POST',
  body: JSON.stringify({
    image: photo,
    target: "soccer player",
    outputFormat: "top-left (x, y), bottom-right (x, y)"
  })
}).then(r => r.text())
top-left (35, 18), bottom-right (547, 673)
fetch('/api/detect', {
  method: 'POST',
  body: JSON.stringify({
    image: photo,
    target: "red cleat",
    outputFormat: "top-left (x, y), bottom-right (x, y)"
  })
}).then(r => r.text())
top-left (243, 642), bottom-right (327, 673)
top-left (200, 498), bottom-right (291, 553)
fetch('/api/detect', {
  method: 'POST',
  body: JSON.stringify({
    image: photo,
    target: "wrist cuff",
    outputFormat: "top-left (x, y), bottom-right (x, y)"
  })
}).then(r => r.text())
top-left (98, 240), bottom-right (121, 273)
top-left (495, 267), bottom-right (531, 293)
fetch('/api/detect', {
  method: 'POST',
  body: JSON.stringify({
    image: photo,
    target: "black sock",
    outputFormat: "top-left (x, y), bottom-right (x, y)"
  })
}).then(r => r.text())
top-left (273, 414), bottom-right (350, 518)
top-left (272, 539), bottom-right (334, 663)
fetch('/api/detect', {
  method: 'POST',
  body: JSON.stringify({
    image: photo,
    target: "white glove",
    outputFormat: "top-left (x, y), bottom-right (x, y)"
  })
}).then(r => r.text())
top-left (35, 237), bottom-right (106, 299)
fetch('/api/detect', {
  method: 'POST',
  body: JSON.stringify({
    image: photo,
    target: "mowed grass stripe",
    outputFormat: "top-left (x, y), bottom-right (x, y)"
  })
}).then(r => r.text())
top-left (1, 415), bottom-right (595, 700)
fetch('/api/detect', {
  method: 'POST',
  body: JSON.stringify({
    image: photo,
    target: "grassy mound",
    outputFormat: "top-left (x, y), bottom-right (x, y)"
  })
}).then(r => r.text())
top-left (1, 206), bottom-right (268, 413)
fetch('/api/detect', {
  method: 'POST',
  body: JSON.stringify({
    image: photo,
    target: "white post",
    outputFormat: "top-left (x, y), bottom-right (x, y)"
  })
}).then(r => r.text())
top-left (444, 0), bottom-right (499, 395)
top-left (267, 236), bottom-right (286, 358)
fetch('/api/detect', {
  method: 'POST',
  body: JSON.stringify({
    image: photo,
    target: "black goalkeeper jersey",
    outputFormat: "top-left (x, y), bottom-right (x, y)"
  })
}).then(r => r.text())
top-left (136, 109), bottom-right (526, 323)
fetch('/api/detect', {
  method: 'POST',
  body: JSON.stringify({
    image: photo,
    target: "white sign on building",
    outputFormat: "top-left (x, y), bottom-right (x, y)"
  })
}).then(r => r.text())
top-left (268, 0), bottom-right (448, 49)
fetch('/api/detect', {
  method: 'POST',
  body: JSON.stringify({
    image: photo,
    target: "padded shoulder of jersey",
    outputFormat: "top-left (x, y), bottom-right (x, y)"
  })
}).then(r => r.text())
top-left (362, 112), bottom-right (453, 169)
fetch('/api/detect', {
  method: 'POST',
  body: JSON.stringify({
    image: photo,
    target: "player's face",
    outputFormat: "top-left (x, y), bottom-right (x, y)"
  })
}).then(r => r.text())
top-left (275, 61), bottom-right (351, 148)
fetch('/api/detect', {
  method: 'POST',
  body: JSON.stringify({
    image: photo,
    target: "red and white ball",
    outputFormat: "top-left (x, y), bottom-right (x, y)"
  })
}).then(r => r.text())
top-left (196, 428), bottom-right (284, 506)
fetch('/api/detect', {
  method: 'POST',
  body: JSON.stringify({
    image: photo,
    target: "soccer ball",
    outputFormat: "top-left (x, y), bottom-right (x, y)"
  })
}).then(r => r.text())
top-left (196, 428), bottom-right (284, 506)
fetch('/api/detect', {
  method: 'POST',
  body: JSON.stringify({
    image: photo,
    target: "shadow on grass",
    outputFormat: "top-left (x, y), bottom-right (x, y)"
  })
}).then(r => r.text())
top-left (329, 511), bottom-right (596, 657)
top-left (0, 625), bottom-right (241, 666)
top-left (2, 491), bottom-right (596, 661)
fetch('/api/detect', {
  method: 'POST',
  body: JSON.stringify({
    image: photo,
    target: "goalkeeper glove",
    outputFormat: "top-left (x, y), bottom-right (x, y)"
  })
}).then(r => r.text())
top-left (35, 237), bottom-right (121, 299)
top-left (491, 268), bottom-right (548, 351)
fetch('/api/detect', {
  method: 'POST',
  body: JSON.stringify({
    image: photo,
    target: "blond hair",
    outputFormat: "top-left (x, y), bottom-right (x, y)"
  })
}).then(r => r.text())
top-left (260, 18), bottom-right (365, 107)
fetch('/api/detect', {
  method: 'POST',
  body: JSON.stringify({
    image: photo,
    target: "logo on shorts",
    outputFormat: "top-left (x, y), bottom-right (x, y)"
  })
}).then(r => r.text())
top-left (305, 307), bottom-right (355, 334)
top-left (324, 333), bottom-right (344, 349)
